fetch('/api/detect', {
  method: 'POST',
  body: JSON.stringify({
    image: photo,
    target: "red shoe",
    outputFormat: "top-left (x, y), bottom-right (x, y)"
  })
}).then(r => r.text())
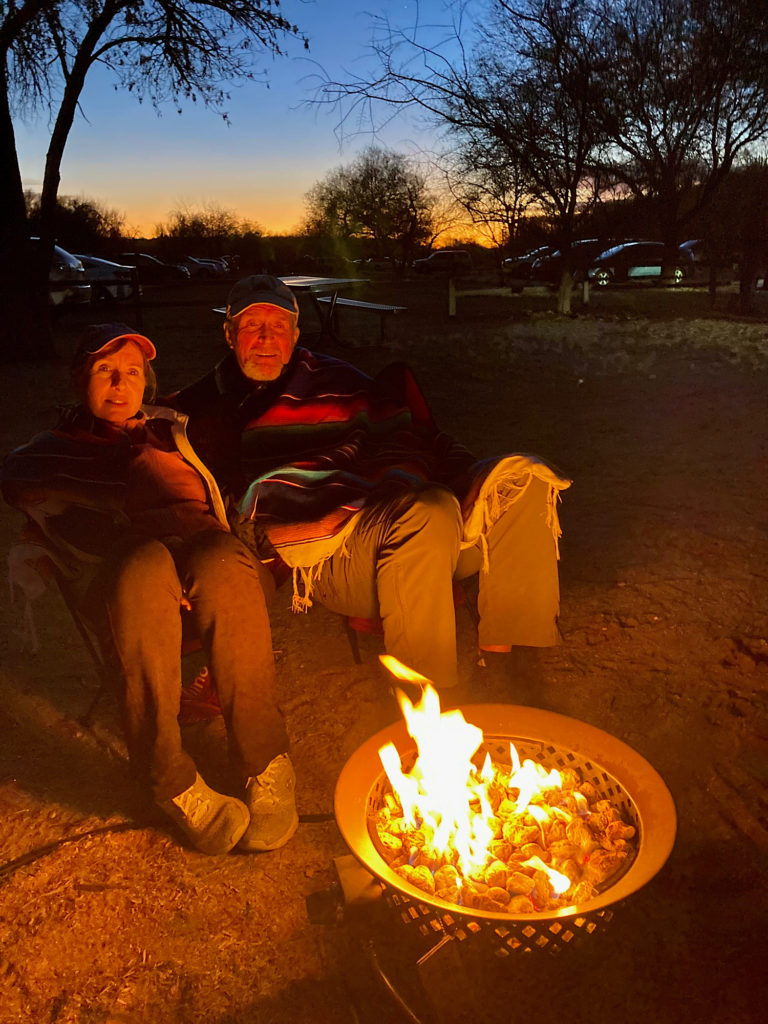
top-left (179, 667), bottom-right (222, 725)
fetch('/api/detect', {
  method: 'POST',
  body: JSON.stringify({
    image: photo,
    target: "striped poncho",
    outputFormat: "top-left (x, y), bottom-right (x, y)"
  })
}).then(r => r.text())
top-left (175, 349), bottom-right (570, 605)
top-left (176, 348), bottom-right (474, 552)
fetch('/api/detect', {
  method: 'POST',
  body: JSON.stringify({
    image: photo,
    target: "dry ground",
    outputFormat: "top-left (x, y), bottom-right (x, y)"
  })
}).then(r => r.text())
top-left (0, 275), bottom-right (767, 1023)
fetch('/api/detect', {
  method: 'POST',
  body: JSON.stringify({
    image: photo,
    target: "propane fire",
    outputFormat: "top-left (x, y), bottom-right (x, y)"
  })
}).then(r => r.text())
top-left (374, 657), bottom-right (638, 914)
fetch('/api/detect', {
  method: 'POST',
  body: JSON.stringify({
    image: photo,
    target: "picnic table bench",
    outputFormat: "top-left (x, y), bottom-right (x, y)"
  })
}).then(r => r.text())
top-left (316, 295), bottom-right (406, 343)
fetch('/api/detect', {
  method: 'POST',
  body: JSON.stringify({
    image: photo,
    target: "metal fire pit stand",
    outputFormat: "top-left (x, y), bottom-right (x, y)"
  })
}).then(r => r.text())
top-left (307, 852), bottom-right (626, 1024)
top-left (311, 703), bottom-right (677, 1024)
top-left (307, 852), bottom-right (483, 1024)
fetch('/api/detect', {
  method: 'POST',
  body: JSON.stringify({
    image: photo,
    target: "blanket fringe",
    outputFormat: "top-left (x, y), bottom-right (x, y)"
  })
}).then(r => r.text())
top-left (291, 566), bottom-right (313, 613)
top-left (546, 484), bottom-right (564, 561)
top-left (279, 513), bottom-right (360, 615)
top-left (290, 556), bottom-right (335, 614)
top-left (464, 456), bottom-right (570, 573)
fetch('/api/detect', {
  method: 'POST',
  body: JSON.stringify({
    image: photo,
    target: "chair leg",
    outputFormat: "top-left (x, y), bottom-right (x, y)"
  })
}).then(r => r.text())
top-left (79, 680), bottom-right (107, 729)
top-left (345, 619), bottom-right (363, 664)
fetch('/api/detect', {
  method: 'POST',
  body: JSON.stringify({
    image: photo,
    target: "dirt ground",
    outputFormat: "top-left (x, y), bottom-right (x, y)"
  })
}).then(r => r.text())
top-left (0, 277), bottom-right (767, 1024)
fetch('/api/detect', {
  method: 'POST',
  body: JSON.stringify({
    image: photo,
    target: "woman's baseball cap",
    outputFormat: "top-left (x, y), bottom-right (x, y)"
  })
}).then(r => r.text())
top-left (72, 323), bottom-right (157, 364)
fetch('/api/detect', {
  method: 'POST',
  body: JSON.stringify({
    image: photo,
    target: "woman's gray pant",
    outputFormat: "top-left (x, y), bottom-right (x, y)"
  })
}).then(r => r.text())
top-left (94, 530), bottom-right (286, 802)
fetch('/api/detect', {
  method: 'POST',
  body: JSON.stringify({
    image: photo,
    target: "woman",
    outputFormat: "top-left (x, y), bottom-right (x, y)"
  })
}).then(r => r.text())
top-left (2, 323), bottom-right (297, 856)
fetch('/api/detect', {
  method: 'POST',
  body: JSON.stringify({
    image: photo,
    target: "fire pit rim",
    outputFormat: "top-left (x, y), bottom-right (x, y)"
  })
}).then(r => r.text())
top-left (334, 702), bottom-right (677, 923)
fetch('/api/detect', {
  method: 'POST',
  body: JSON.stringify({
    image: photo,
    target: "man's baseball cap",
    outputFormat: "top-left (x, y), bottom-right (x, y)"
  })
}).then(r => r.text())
top-left (73, 322), bottom-right (157, 363)
top-left (226, 274), bottom-right (299, 319)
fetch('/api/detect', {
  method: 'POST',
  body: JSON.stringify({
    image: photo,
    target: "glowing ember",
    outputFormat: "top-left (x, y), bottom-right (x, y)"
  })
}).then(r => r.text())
top-left (374, 657), bottom-right (638, 914)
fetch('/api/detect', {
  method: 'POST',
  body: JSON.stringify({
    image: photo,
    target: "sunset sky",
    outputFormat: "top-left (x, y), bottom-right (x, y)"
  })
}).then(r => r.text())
top-left (15, 1), bottom-right (470, 237)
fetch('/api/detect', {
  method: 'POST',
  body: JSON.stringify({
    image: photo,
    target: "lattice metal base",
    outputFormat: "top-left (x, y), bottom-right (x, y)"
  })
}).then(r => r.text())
top-left (386, 887), bottom-right (616, 957)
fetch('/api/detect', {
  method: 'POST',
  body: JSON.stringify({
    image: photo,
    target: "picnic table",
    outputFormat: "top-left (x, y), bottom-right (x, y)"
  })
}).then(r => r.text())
top-left (278, 275), bottom-right (368, 343)
top-left (216, 275), bottom-right (406, 345)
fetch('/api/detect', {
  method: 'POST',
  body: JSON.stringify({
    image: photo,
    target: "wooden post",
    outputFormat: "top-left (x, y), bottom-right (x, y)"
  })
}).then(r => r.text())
top-left (130, 268), bottom-right (143, 330)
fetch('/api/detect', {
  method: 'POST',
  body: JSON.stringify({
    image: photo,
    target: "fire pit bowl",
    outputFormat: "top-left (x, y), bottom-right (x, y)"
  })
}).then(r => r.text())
top-left (335, 703), bottom-right (676, 953)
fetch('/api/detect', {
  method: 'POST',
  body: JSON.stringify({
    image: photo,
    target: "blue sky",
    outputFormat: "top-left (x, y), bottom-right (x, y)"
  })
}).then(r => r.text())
top-left (15, 0), bottom-right (473, 235)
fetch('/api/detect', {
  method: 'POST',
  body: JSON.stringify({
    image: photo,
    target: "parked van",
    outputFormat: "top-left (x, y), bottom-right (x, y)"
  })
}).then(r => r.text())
top-left (413, 249), bottom-right (473, 274)
top-left (587, 241), bottom-right (693, 287)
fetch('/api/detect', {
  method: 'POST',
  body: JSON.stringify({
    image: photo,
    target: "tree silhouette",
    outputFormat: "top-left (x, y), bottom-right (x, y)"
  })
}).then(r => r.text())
top-left (1, 0), bottom-right (304, 361)
top-left (591, 0), bottom-right (768, 280)
top-left (318, 0), bottom-right (768, 309)
top-left (318, 0), bottom-right (609, 312)
top-left (304, 147), bottom-right (435, 269)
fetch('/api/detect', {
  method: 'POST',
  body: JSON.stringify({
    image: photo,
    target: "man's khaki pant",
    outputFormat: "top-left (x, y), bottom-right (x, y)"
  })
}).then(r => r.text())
top-left (311, 477), bottom-right (560, 688)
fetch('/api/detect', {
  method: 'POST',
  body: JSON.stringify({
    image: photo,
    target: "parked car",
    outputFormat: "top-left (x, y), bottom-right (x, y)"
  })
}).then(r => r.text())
top-left (529, 239), bottom-right (615, 286)
top-left (76, 254), bottom-right (140, 302)
top-left (502, 245), bottom-right (557, 281)
top-left (30, 238), bottom-right (91, 306)
top-left (587, 241), bottom-right (694, 287)
top-left (177, 255), bottom-right (228, 279)
top-left (195, 256), bottom-right (228, 277)
top-left (678, 239), bottom-right (705, 264)
top-left (352, 256), bottom-right (402, 272)
top-left (117, 252), bottom-right (190, 284)
top-left (221, 254), bottom-right (240, 274)
top-left (176, 256), bottom-right (211, 279)
top-left (413, 249), bottom-right (473, 274)
top-left (678, 239), bottom-right (739, 285)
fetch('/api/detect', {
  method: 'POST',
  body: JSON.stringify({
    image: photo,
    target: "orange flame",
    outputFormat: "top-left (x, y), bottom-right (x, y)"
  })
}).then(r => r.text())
top-left (378, 657), bottom-right (570, 884)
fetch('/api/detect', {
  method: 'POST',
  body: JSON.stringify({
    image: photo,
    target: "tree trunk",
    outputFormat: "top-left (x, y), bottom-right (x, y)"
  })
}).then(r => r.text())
top-left (37, 18), bottom-right (99, 296)
top-left (737, 252), bottom-right (759, 316)
top-left (0, 68), bottom-right (55, 362)
top-left (658, 187), bottom-right (681, 285)
top-left (708, 262), bottom-right (718, 306)
top-left (556, 270), bottom-right (574, 315)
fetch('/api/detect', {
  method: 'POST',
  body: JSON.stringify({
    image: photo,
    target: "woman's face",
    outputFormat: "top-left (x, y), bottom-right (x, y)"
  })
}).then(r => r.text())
top-left (86, 340), bottom-right (146, 427)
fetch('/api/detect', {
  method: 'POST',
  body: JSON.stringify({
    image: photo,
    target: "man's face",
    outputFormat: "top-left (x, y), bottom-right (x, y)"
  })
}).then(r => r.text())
top-left (225, 304), bottom-right (299, 381)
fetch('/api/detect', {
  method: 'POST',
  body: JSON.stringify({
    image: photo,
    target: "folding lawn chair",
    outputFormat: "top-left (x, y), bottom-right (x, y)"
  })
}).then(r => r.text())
top-left (7, 520), bottom-right (220, 729)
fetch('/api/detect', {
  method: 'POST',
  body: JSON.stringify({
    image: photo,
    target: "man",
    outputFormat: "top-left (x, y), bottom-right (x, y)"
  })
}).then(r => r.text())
top-left (174, 275), bottom-right (570, 696)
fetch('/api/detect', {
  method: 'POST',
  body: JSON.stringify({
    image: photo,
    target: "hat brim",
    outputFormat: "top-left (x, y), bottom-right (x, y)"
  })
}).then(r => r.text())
top-left (88, 332), bottom-right (157, 360)
top-left (227, 300), bottom-right (299, 319)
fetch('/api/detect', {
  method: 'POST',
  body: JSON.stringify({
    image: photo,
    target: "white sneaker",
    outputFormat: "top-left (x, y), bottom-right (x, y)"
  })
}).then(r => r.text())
top-left (158, 773), bottom-right (249, 855)
top-left (239, 753), bottom-right (299, 852)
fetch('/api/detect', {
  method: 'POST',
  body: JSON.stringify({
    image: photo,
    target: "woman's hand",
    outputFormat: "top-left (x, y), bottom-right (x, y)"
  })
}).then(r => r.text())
top-left (160, 536), bottom-right (191, 609)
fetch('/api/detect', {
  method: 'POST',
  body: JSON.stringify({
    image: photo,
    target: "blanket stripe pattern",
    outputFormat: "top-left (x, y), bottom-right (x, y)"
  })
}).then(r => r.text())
top-left (232, 349), bottom-right (475, 551)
